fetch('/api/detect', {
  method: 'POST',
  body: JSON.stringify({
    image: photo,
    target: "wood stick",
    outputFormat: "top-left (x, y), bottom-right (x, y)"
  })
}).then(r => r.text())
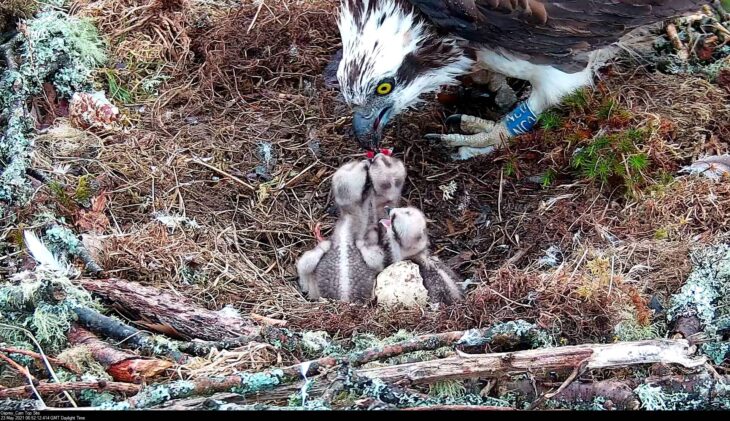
top-left (0, 352), bottom-right (36, 383)
top-left (357, 339), bottom-right (705, 386)
top-left (68, 325), bottom-right (173, 383)
top-left (73, 305), bottom-right (188, 363)
top-left (402, 405), bottom-right (515, 411)
top-left (0, 381), bottom-right (140, 399)
top-left (0, 347), bottom-right (80, 374)
top-left (666, 23), bottom-right (690, 60)
top-left (79, 278), bottom-right (258, 341)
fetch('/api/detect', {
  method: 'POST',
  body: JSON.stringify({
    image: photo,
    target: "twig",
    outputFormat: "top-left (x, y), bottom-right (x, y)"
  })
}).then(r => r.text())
top-left (497, 168), bottom-right (504, 222)
top-left (358, 339), bottom-right (705, 386)
top-left (0, 346), bottom-right (79, 373)
top-left (0, 323), bottom-right (77, 407)
top-left (526, 358), bottom-right (590, 410)
top-left (21, 367), bottom-right (46, 410)
top-left (188, 158), bottom-right (255, 191)
top-left (0, 352), bottom-right (37, 383)
top-left (666, 23), bottom-right (690, 60)
top-left (0, 35), bottom-right (21, 71)
top-left (73, 306), bottom-right (188, 363)
top-left (402, 405), bottom-right (514, 411)
top-left (250, 313), bottom-right (288, 327)
top-left (0, 381), bottom-right (140, 399)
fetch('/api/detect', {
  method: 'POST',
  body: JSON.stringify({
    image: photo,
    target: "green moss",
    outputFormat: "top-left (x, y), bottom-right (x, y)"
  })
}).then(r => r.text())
top-left (654, 228), bottom-right (669, 240)
top-left (48, 181), bottom-right (74, 209)
top-left (73, 175), bottom-right (94, 206)
top-left (429, 380), bottom-right (466, 399)
top-left (570, 128), bottom-right (652, 196)
top-left (539, 110), bottom-right (562, 131)
top-left (540, 168), bottom-right (557, 189)
top-left (563, 88), bottom-right (589, 111)
top-left (613, 313), bottom-right (665, 342)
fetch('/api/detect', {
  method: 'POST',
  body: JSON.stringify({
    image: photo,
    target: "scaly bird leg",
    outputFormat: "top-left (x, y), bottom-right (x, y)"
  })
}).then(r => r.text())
top-left (426, 101), bottom-right (539, 161)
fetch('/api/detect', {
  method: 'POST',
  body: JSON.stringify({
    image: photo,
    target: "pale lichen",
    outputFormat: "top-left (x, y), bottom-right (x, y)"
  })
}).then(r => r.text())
top-left (667, 243), bottom-right (730, 362)
top-left (0, 250), bottom-right (95, 351)
top-left (0, 8), bottom-right (106, 214)
top-left (457, 319), bottom-right (553, 349)
top-left (232, 369), bottom-right (285, 395)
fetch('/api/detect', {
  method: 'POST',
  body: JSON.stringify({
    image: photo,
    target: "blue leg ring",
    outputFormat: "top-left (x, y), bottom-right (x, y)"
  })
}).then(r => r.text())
top-left (505, 102), bottom-right (538, 137)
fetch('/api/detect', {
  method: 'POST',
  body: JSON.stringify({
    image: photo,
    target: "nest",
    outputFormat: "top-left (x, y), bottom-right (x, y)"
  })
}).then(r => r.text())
top-left (12, 0), bottom-right (730, 347)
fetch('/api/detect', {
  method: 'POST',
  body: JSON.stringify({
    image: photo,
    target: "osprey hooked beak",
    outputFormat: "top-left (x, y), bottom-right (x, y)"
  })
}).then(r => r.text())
top-left (352, 105), bottom-right (394, 150)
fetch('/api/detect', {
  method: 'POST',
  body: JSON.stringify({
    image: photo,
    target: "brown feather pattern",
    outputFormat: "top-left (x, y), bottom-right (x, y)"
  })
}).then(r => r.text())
top-left (407, 0), bottom-right (707, 71)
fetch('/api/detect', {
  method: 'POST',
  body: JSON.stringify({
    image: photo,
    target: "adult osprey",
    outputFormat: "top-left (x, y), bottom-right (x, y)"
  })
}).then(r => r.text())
top-left (335, 0), bottom-right (706, 160)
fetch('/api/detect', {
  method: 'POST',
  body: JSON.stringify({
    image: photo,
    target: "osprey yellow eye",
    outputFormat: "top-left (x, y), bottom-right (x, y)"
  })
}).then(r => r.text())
top-left (376, 82), bottom-right (393, 95)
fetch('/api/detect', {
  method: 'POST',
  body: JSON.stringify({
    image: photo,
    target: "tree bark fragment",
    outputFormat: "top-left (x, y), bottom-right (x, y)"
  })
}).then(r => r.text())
top-left (357, 339), bottom-right (706, 386)
top-left (0, 381), bottom-right (140, 399)
top-left (79, 278), bottom-right (258, 341)
top-left (67, 325), bottom-right (173, 383)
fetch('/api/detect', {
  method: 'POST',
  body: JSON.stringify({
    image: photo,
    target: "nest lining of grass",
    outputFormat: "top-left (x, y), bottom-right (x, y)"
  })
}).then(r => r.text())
top-left (7, 0), bottom-right (730, 348)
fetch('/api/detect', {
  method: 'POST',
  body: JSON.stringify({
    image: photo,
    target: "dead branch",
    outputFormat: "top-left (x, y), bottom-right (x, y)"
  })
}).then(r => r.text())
top-left (666, 23), bottom-right (690, 60)
top-left (402, 405), bottom-right (515, 411)
top-left (73, 305), bottom-right (188, 363)
top-left (68, 325), bottom-right (173, 383)
top-left (79, 278), bottom-right (258, 341)
top-left (291, 322), bottom-right (546, 380)
top-left (0, 352), bottom-right (36, 384)
top-left (0, 381), bottom-right (140, 399)
top-left (125, 370), bottom-right (298, 408)
top-left (357, 339), bottom-right (706, 386)
top-left (500, 371), bottom-right (730, 410)
top-left (0, 347), bottom-right (79, 374)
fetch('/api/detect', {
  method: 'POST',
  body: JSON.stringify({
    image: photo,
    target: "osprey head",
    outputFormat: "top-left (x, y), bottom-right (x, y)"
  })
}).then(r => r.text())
top-left (337, 0), bottom-right (473, 150)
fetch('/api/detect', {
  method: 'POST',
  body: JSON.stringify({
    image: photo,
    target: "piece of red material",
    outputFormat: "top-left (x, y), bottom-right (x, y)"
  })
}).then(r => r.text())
top-left (365, 148), bottom-right (393, 159)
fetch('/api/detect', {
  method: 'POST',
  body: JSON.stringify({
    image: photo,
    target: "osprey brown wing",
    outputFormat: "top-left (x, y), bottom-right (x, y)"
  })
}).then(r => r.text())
top-left (407, 0), bottom-right (706, 72)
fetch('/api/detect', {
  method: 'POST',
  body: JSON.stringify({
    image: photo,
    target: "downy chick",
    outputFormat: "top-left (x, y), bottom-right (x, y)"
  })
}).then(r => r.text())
top-left (379, 207), bottom-right (463, 305)
top-left (367, 152), bottom-right (406, 224)
top-left (296, 159), bottom-right (377, 302)
top-left (357, 152), bottom-right (407, 270)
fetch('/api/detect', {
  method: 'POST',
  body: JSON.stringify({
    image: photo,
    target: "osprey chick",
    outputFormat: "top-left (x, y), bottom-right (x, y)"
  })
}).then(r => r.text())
top-left (336, 0), bottom-right (706, 160)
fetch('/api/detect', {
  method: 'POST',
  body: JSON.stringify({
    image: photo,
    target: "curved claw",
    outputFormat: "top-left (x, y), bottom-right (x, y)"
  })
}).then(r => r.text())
top-left (445, 114), bottom-right (463, 129)
top-left (424, 134), bottom-right (443, 142)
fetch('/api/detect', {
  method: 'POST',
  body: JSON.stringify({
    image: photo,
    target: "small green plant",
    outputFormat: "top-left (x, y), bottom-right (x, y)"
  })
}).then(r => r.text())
top-left (540, 168), bottom-right (557, 188)
top-left (105, 70), bottom-right (133, 104)
top-left (654, 227), bottom-right (669, 240)
top-left (596, 98), bottom-right (616, 120)
top-left (570, 128), bottom-right (651, 196)
top-left (74, 174), bottom-right (94, 205)
top-left (503, 158), bottom-right (519, 178)
top-left (563, 88), bottom-right (589, 111)
top-left (429, 380), bottom-right (466, 399)
top-left (48, 181), bottom-right (74, 209)
top-left (539, 110), bottom-right (562, 130)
